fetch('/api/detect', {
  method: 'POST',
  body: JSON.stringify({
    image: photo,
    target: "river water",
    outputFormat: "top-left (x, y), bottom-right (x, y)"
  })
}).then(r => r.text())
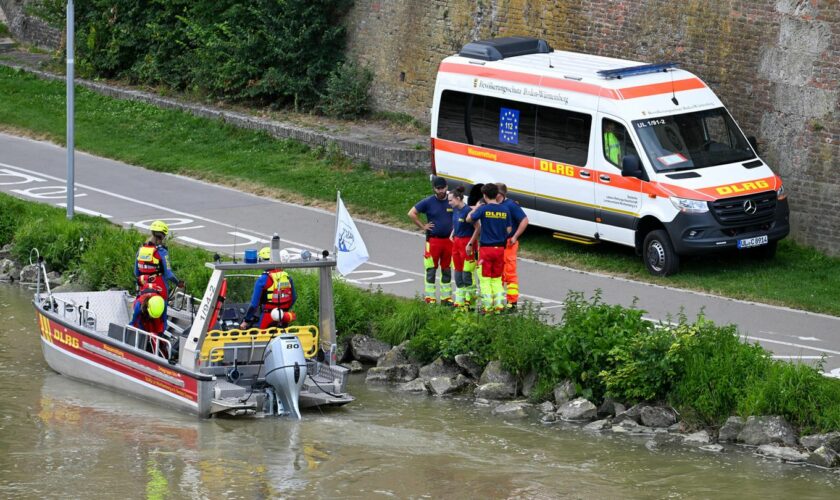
top-left (1, 285), bottom-right (838, 499)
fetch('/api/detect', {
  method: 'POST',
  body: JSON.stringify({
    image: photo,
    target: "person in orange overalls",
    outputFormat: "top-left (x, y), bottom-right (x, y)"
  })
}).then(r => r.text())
top-left (497, 183), bottom-right (529, 309)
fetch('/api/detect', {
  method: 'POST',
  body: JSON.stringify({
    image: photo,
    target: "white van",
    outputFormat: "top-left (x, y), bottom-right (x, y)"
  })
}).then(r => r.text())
top-left (430, 37), bottom-right (789, 276)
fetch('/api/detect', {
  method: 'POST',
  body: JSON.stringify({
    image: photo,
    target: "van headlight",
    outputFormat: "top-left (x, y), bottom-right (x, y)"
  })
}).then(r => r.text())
top-left (670, 196), bottom-right (709, 214)
top-left (777, 184), bottom-right (787, 201)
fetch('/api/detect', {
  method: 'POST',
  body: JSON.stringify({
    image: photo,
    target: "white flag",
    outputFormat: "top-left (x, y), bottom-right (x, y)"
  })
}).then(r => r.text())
top-left (334, 194), bottom-right (369, 276)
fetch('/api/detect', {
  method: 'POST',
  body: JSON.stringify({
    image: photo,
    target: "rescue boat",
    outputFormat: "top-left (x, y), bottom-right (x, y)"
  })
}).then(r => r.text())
top-left (31, 238), bottom-right (353, 419)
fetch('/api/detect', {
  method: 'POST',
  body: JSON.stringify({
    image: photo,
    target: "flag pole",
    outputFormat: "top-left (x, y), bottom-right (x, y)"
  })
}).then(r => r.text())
top-left (334, 190), bottom-right (340, 259)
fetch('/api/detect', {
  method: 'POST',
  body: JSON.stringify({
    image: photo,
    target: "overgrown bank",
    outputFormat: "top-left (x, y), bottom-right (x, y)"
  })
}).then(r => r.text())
top-left (2, 192), bottom-right (840, 439)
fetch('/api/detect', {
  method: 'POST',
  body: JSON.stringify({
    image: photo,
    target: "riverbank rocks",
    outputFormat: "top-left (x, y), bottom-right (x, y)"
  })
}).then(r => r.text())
top-left (51, 282), bottom-right (88, 293)
top-left (521, 371), bottom-right (537, 398)
top-left (557, 397), bottom-right (597, 422)
top-left (475, 361), bottom-right (517, 400)
top-left (537, 401), bottom-right (555, 414)
top-left (474, 382), bottom-right (515, 400)
top-left (640, 406), bottom-right (678, 428)
top-left (0, 258), bottom-right (16, 274)
top-left (613, 403), bottom-right (647, 424)
top-left (420, 357), bottom-right (462, 381)
top-left (365, 364), bottom-right (418, 384)
top-left (553, 380), bottom-right (576, 405)
top-left (347, 360), bottom-right (364, 373)
top-left (755, 444), bottom-right (809, 462)
top-left (700, 444), bottom-right (725, 453)
top-left (799, 431), bottom-right (840, 452)
top-left (682, 430), bottom-right (712, 444)
top-left (397, 378), bottom-right (428, 393)
top-left (597, 398), bottom-right (625, 418)
top-left (18, 263), bottom-right (39, 283)
top-left (454, 354), bottom-right (483, 379)
top-left (0, 244), bottom-right (13, 259)
top-left (583, 419), bottom-right (611, 432)
top-left (738, 416), bottom-right (797, 447)
top-left (718, 416), bottom-right (744, 442)
top-left (807, 446), bottom-right (840, 468)
top-left (350, 334), bottom-right (391, 363)
top-left (429, 374), bottom-right (470, 396)
top-left (377, 341), bottom-right (410, 368)
top-left (492, 401), bottom-right (530, 419)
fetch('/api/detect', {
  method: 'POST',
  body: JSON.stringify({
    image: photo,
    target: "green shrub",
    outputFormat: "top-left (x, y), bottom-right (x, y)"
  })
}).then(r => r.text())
top-left (668, 319), bottom-right (771, 426)
top-left (739, 359), bottom-right (840, 433)
top-left (12, 215), bottom-right (93, 273)
top-left (79, 226), bottom-right (145, 291)
top-left (317, 62), bottom-right (373, 119)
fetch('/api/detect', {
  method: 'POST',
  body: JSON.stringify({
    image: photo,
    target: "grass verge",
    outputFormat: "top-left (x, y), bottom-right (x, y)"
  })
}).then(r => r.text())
top-left (1, 65), bottom-right (840, 315)
top-left (3, 191), bottom-right (839, 433)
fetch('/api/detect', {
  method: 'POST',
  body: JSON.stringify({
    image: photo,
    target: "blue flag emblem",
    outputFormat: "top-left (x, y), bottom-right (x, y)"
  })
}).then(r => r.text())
top-left (499, 107), bottom-right (520, 145)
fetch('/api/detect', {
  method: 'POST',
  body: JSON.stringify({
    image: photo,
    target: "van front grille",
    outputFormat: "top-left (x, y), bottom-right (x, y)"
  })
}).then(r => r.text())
top-left (709, 191), bottom-right (777, 226)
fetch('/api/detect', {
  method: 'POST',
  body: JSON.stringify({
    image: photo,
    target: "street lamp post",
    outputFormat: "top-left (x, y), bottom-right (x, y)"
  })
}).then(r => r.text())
top-left (66, 0), bottom-right (74, 219)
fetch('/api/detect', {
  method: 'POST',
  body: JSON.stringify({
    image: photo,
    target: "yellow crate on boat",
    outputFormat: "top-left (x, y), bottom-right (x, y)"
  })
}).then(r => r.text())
top-left (199, 325), bottom-right (319, 363)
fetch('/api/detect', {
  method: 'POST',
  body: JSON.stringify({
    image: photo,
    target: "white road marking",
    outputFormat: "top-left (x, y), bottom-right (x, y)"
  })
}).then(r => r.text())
top-left (177, 232), bottom-right (268, 248)
top-left (771, 355), bottom-right (824, 360)
top-left (11, 185), bottom-right (86, 199)
top-left (56, 203), bottom-right (111, 218)
top-left (797, 336), bottom-right (820, 342)
top-left (0, 167), bottom-right (47, 185)
top-left (744, 336), bottom-right (840, 356)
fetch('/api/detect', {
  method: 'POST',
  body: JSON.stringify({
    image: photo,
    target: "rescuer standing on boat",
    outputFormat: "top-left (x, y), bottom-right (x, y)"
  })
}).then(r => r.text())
top-left (131, 275), bottom-right (168, 356)
top-left (239, 247), bottom-right (297, 329)
top-left (408, 176), bottom-right (454, 304)
top-left (134, 220), bottom-right (183, 299)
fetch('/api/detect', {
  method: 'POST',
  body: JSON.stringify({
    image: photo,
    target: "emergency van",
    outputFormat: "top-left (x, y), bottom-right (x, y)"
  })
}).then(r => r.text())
top-left (430, 37), bottom-right (789, 276)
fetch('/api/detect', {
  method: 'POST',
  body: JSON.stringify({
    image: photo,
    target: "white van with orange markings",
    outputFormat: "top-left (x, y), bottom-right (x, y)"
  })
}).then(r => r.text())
top-left (430, 37), bottom-right (789, 276)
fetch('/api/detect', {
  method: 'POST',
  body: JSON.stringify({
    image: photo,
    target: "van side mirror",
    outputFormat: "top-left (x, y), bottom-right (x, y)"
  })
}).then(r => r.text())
top-left (621, 154), bottom-right (643, 178)
top-left (748, 136), bottom-right (759, 155)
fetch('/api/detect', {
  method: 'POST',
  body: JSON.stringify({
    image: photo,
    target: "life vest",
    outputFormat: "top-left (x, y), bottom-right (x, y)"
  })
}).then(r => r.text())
top-left (136, 243), bottom-right (163, 276)
top-left (137, 273), bottom-right (168, 300)
top-left (263, 270), bottom-right (293, 311)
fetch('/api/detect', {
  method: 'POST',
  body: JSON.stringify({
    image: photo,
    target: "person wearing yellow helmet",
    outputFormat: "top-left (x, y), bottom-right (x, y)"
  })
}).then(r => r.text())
top-left (258, 246), bottom-right (271, 261)
top-left (130, 277), bottom-right (169, 356)
top-left (134, 219), bottom-right (183, 299)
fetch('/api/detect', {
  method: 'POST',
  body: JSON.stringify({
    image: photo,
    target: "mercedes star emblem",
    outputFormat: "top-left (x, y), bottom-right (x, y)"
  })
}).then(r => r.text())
top-left (743, 199), bottom-right (757, 215)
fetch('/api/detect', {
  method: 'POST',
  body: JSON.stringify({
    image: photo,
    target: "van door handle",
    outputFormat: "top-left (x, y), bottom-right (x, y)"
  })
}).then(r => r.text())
top-left (599, 174), bottom-right (611, 183)
top-left (579, 170), bottom-right (591, 179)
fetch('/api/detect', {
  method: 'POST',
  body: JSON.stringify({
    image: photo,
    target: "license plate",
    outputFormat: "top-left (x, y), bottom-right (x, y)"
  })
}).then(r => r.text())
top-left (737, 235), bottom-right (768, 249)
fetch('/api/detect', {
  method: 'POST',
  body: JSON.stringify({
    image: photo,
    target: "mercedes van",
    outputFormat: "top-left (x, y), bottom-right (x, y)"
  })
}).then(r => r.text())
top-left (430, 37), bottom-right (789, 276)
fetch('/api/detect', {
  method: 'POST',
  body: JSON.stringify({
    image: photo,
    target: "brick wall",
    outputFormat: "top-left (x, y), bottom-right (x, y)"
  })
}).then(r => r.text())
top-left (345, 0), bottom-right (840, 255)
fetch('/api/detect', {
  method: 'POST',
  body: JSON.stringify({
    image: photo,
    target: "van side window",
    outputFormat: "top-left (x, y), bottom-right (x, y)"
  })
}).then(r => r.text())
top-left (602, 119), bottom-right (637, 167)
top-left (437, 90), bottom-right (469, 144)
top-left (536, 107), bottom-right (592, 167)
top-left (470, 95), bottom-right (536, 155)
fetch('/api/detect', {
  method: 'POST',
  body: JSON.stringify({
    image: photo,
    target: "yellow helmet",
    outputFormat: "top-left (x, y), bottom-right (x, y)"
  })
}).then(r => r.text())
top-left (147, 295), bottom-right (165, 319)
top-left (149, 220), bottom-right (169, 236)
top-left (258, 247), bottom-right (271, 261)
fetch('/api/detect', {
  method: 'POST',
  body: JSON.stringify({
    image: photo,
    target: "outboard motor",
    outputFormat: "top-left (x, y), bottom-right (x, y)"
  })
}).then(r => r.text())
top-left (264, 335), bottom-right (307, 419)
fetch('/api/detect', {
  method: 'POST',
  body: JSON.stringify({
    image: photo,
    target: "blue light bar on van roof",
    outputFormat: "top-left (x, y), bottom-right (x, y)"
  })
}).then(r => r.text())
top-left (596, 62), bottom-right (679, 80)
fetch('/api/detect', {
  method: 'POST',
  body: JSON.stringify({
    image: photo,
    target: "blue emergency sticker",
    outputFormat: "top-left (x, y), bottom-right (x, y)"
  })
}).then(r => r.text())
top-left (499, 107), bottom-right (520, 145)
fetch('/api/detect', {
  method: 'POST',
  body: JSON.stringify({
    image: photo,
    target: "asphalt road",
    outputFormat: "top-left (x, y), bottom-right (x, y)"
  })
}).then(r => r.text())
top-left (1, 131), bottom-right (839, 376)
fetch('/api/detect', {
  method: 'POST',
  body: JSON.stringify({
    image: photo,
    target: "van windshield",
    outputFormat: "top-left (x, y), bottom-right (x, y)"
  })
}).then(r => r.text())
top-left (632, 108), bottom-right (756, 172)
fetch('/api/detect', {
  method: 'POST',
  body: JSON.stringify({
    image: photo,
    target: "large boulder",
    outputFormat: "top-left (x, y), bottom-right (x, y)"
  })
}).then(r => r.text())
top-left (397, 378), bottom-right (429, 394)
top-left (420, 357), bottom-right (463, 381)
top-left (718, 416), bottom-right (745, 442)
top-left (613, 403), bottom-right (648, 425)
top-left (755, 444), bottom-right (809, 462)
top-left (19, 263), bottom-right (39, 283)
top-left (377, 341), bottom-right (410, 368)
top-left (557, 397), bottom-right (597, 422)
top-left (799, 431), bottom-right (840, 452)
top-left (737, 416), bottom-right (798, 447)
top-left (0, 243), bottom-right (13, 259)
top-left (807, 446), bottom-right (840, 468)
top-left (583, 419), bottom-right (612, 432)
top-left (552, 380), bottom-right (576, 405)
top-left (682, 431), bottom-right (712, 444)
top-left (537, 401), bottom-right (556, 414)
top-left (479, 361), bottom-right (516, 386)
top-left (491, 401), bottom-right (530, 419)
top-left (0, 258), bottom-right (16, 274)
top-left (521, 371), bottom-right (537, 398)
top-left (428, 374), bottom-right (470, 396)
top-left (640, 406), bottom-right (677, 428)
top-left (474, 382), bottom-right (516, 400)
top-left (350, 335), bottom-right (392, 363)
top-left (597, 398), bottom-right (625, 418)
top-left (454, 354), bottom-right (484, 379)
top-left (365, 364), bottom-right (418, 384)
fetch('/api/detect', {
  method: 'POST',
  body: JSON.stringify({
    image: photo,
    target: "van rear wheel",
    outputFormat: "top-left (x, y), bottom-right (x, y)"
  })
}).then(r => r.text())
top-left (643, 230), bottom-right (680, 276)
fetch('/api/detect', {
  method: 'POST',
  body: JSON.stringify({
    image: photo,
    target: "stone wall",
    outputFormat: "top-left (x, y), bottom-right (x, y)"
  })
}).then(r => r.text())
top-left (0, 0), bottom-right (60, 49)
top-left (344, 0), bottom-right (840, 255)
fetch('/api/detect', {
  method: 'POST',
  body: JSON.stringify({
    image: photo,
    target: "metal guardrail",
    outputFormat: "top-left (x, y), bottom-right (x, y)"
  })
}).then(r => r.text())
top-left (110, 323), bottom-right (174, 359)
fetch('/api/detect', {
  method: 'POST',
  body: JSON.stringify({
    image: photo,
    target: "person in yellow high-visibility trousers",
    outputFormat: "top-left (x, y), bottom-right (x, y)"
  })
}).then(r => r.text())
top-left (466, 183), bottom-right (512, 313)
top-left (448, 186), bottom-right (476, 309)
top-left (408, 176), bottom-right (454, 304)
top-left (497, 183), bottom-right (529, 309)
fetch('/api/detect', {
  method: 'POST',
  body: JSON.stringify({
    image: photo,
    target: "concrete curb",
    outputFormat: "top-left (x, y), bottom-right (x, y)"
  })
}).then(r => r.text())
top-left (0, 61), bottom-right (430, 173)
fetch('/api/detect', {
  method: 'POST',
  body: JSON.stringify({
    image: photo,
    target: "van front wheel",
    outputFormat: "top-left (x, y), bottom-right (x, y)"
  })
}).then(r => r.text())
top-left (643, 230), bottom-right (680, 276)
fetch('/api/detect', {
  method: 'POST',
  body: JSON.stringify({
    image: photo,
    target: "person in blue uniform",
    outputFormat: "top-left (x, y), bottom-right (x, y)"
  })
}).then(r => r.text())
top-left (466, 183), bottom-right (512, 313)
top-left (408, 176), bottom-right (454, 304)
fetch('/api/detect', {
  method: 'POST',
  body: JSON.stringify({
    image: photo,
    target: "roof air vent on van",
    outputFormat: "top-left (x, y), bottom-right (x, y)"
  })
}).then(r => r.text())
top-left (459, 37), bottom-right (552, 61)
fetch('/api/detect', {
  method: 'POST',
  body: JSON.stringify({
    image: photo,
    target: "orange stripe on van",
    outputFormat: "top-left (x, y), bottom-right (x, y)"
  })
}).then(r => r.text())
top-left (438, 62), bottom-right (705, 100)
top-left (434, 139), bottom-right (536, 170)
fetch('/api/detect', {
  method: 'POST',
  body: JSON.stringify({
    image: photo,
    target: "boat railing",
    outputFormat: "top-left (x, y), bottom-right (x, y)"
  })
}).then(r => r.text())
top-left (46, 295), bottom-right (99, 331)
top-left (111, 323), bottom-right (175, 359)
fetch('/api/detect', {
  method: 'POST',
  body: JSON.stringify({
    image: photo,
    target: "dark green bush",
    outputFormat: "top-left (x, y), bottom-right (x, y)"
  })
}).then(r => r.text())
top-left (79, 225), bottom-right (145, 291)
top-left (317, 62), bottom-right (373, 119)
top-left (36, 0), bottom-right (353, 108)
